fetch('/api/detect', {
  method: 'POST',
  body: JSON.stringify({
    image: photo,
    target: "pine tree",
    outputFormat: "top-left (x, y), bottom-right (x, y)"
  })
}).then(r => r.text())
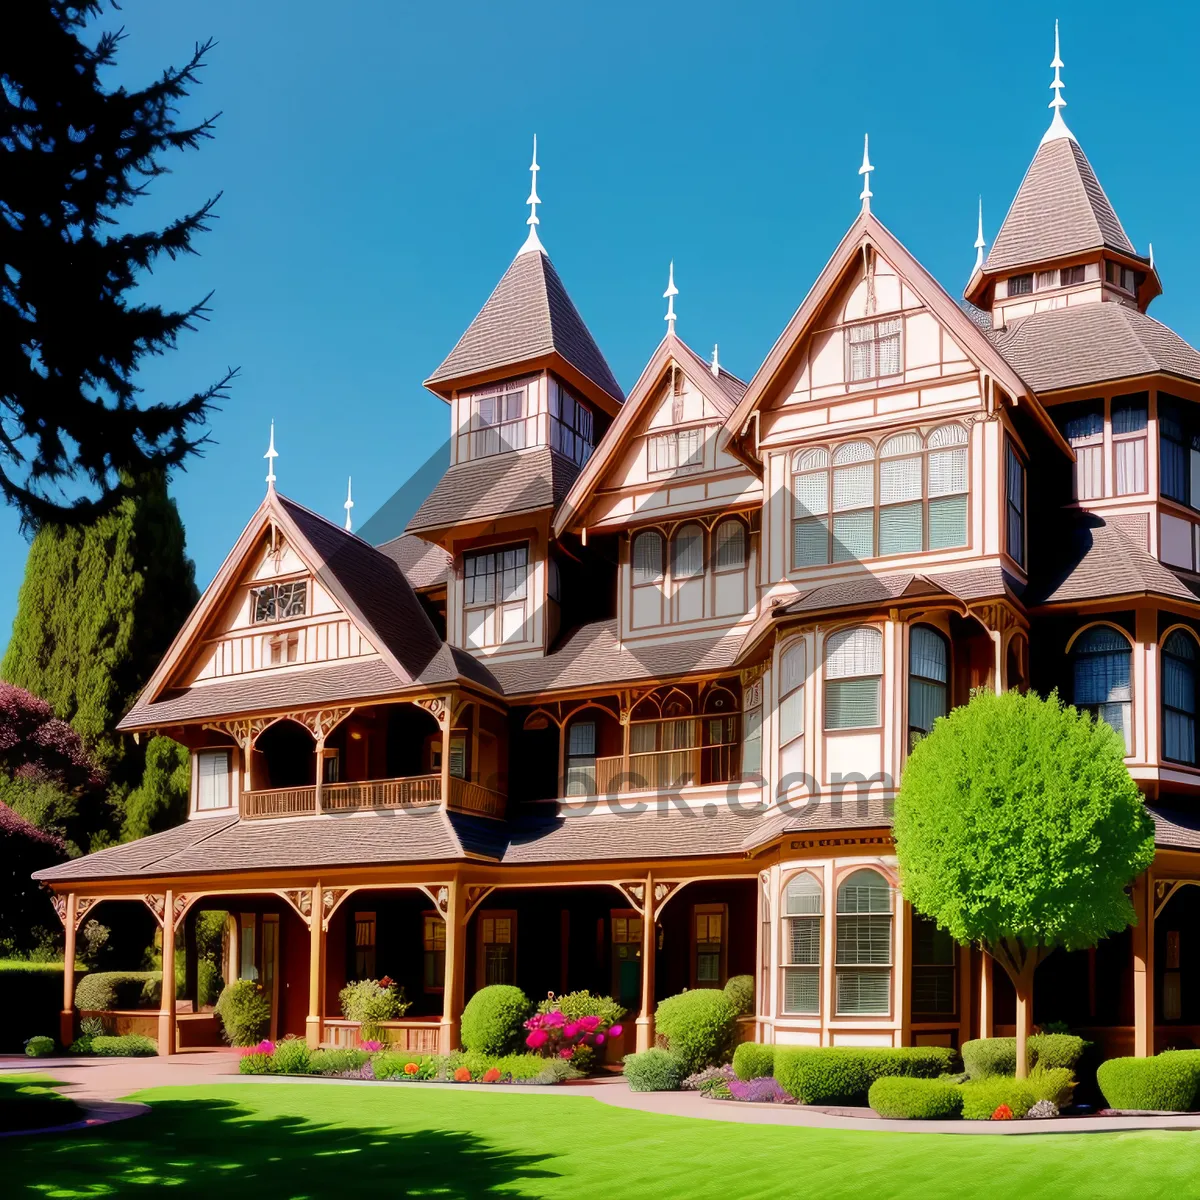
top-left (0, 2), bottom-right (234, 527)
top-left (2, 471), bottom-right (198, 845)
top-left (122, 736), bottom-right (191, 841)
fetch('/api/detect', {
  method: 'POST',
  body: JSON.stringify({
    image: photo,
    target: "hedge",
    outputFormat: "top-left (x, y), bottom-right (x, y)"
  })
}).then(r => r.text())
top-left (654, 989), bottom-right (739, 1074)
top-left (1097, 1054), bottom-right (1200, 1112)
top-left (92, 1034), bottom-right (158, 1057)
top-left (0, 961), bottom-right (87, 1051)
top-left (623, 1048), bottom-right (685, 1092)
top-left (723, 975), bottom-right (755, 1017)
top-left (732, 1042), bottom-right (776, 1081)
top-left (961, 1077), bottom-right (1037, 1120)
top-left (868, 1076), bottom-right (964, 1119)
top-left (75, 971), bottom-right (161, 1012)
top-left (775, 1046), bottom-right (958, 1105)
top-left (460, 985), bottom-right (533, 1056)
top-left (960, 1034), bottom-right (1085, 1079)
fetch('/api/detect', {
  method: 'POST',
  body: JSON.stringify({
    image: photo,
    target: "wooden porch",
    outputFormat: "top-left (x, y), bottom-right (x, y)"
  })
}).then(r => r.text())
top-left (240, 775), bottom-right (506, 820)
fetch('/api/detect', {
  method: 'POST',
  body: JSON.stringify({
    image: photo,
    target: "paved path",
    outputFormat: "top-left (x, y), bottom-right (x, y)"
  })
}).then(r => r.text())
top-left (5, 1052), bottom-right (1200, 1136)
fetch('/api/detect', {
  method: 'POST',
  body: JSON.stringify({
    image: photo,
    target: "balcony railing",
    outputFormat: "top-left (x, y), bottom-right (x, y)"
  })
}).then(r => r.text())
top-left (240, 774), bottom-right (506, 820)
top-left (591, 742), bottom-right (741, 796)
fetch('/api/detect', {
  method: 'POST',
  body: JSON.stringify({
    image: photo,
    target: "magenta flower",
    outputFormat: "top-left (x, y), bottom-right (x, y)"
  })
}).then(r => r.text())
top-left (609, 1024), bottom-right (623, 1038)
top-left (594, 1033), bottom-right (605, 1045)
top-left (544, 1011), bottom-right (565, 1028)
top-left (579, 1015), bottom-right (600, 1032)
top-left (526, 1029), bottom-right (549, 1049)
top-left (559, 1048), bottom-right (574, 1059)
top-left (563, 1023), bottom-right (578, 1040)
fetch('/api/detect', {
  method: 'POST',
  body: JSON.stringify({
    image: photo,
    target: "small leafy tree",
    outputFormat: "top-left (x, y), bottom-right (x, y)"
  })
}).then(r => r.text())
top-left (894, 688), bottom-right (1155, 1077)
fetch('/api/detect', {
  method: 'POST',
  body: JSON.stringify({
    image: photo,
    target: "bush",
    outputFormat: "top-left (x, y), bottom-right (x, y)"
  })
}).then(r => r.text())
top-left (460, 985), bottom-right (532, 1056)
top-left (732, 1042), bottom-right (775, 1081)
top-left (269, 1036), bottom-right (311, 1075)
top-left (92, 1034), bottom-right (158, 1057)
top-left (961, 1034), bottom-right (1086, 1079)
top-left (723, 975), bottom-right (755, 1017)
top-left (74, 970), bottom-right (161, 1012)
top-left (654, 989), bottom-right (739, 1074)
top-left (214, 979), bottom-right (271, 1046)
top-left (239, 1049), bottom-right (274, 1075)
top-left (373, 1052), bottom-right (440, 1081)
top-left (533, 1058), bottom-right (579, 1086)
top-left (1096, 1054), bottom-right (1200, 1112)
top-left (623, 1048), bottom-right (685, 1092)
top-left (0, 961), bottom-right (88, 1052)
top-left (449, 1050), bottom-right (550, 1082)
top-left (961, 1077), bottom-right (1036, 1120)
top-left (868, 1076), bottom-right (964, 1120)
top-left (538, 990), bottom-right (625, 1027)
top-left (1029, 1065), bottom-right (1076, 1108)
top-left (24, 1035), bottom-right (54, 1057)
top-left (307, 1048), bottom-right (371, 1076)
top-left (775, 1046), bottom-right (958, 1105)
top-left (338, 977), bottom-right (410, 1041)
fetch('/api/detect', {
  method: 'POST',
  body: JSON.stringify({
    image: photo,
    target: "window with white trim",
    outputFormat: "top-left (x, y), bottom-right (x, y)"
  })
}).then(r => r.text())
top-left (908, 626), bottom-right (949, 745)
top-left (714, 520), bottom-right (746, 570)
top-left (671, 524), bottom-right (705, 578)
top-left (879, 431), bottom-right (923, 556)
top-left (252, 581), bottom-right (307, 624)
top-left (648, 427), bottom-right (704, 474)
top-left (824, 626), bottom-right (882, 730)
top-left (1112, 393), bottom-right (1148, 497)
top-left (469, 385), bottom-right (528, 459)
top-left (1072, 626), bottom-right (1132, 753)
top-left (196, 750), bottom-right (232, 811)
top-left (631, 530), bottom-right (664, 585)
top-left (782, 873), bottom-right (821, 1015)
top-left (478, 912), bottom-right (516, 986)
top-left (835, 869), bottom-right (892, 1016)
top-left (1060, 400), bottom-right (1103, 500)
top-left (832, 441), bottom-right (875, 562)
top-left (927, 425), bottom-right (968, 550)
top-left (792, 447), bottom-right (831, 567)
top-left (462, 544), bottom-right (529, 648)
top-left (565, 720), bottom-right (597, 796)
top-left (779, 641), bottom-right (806, 783)
top-left (1164, 630), bottom-right (1199, 766)
top-left (846, 318), bottom-right (902, 382)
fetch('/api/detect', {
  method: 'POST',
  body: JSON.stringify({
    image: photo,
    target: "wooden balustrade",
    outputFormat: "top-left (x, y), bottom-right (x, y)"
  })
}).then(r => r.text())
top-left (323, 1018), bottom-right (441, 1052)
top-left (241, 786), bottom-right (318, 819)
top-left (240, 773), bottom-right (507, 819)
top-left (593, 743), bottom-right (741, 796)
top-left (446, 777), bottom-right (506, 819)
top-left (323, 775), bottom-right (441, 811)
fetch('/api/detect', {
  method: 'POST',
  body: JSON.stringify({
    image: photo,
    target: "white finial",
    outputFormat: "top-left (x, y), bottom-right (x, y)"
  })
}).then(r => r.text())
top-left (711, 344), bottom-right (720, 378)
top-left (858, 134), bottom-right (874, 212)
top-left (1149, 242), bottom-right (1155, 270)
top-left (264, 420), bottom-right (278, 489)
top-left (663, 261), bottom-right (678, 337)
top-left (1041, 20), bottom-right (1076, 144)
top-left (974, 196), bottom-right (986, 272)
top-left (519, 134), bottom-right (544, 254)
top-left (343, 476), bottom-right (354, 531)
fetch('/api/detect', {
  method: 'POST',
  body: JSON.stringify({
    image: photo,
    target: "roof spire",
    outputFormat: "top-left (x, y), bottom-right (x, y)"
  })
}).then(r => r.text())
top-left (343, 476), bottom-right (354, 531)
top-left (519, 134), bottom-right (544, 255)
top-left (1149, 242), bottom-right (1155, 270)
top-left (974, 196), bottom-right (986, 272)
top-left (1041, 20), bottom-right (1076, 145)
top-left (858, 134), bottom-right (874, 212)
top-left (663, 261), bottom-right (678, 337)
top-left (264, 420), bottom-right (278, 490)
top-left (711, 343), bottom-right (720, 378)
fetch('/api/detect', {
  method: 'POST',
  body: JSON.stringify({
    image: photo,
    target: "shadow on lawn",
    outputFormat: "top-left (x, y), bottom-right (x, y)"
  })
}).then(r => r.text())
top-left (8, 1097), bottom-right (558, 1198)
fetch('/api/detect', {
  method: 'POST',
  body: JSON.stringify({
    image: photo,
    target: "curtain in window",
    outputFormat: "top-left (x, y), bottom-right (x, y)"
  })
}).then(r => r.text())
top-left (741, 706), bottom-right (763, 777)
top-left (879, 433), bottom-right (922, 556)
top-left (632, 532), bottom-right (663, 584)
top-left (909, 626), bottom-right (949, 736)
top-left (1112, 395), bottom-right (1148, 433)
top-left (1064, 404), bottom-right (1104, 442)
top-left (779, 643), bottom-right (806, 746)
top-left (792, 449), bottom-right (830, 567)
top-left (1075, 444), bottom-right (1104, 500)
top-left (876, 319), bottom-right (902, 376)
top-left (197, 751), bottom-right (231, 810)
top-left (1114, 439), bottom-right (1146, 495)
top-left (1164, 631), bottom-right (1197, 764)
top-left (672, 526), bottom-right (704, 577)
top-left (929, 425), bottom-right (969, 550)
top-left (825, 627), bottom-right (882, 730)
top-left (847, 322), bottom-right (876, 380)
top-left (1073, 626), bottom-right (1132, 752)
top-left (715, 521), bottom-right (746, 569)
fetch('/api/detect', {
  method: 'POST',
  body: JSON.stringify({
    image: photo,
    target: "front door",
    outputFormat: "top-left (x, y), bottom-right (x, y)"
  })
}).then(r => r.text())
top-left (610, 910), bottom-right (643, 1022)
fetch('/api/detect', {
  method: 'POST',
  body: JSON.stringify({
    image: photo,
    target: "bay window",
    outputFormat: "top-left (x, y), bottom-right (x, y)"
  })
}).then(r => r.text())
top-left (463, 543), bottom-right (529, 647)
top-left (1163, 630), bottom-right (1199, 765)
top-left (1159, 394), bottom-right (1200, 508)
top-left (1112, 394), bottom-right (1148, 496)
top-left (549, 383), bottom-right (594, 467)
top-left (908, 626), bottom-right (949, 745)
top-left (1060, 400), bottom-right (1103, 500)
top-left (1072, 626), bottom-right (1132, 753)
top-left (835, 869), bottom-right (893, 1016)
top-left (778, 641), bottom-right (806, 782)
top-left (824, 626), bottom-right (882, 730)
top-left (782, 873), bottom-right (822, 1015)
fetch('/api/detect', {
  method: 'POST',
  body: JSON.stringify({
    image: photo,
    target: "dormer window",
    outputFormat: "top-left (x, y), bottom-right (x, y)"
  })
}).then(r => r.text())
top-left (846, 318), bottom-right (902, 382)
top-left (470, 385), bottom-right (528, 458)
top-left (1035, 270), bottom-right (1057, 290)
top-left (252, 581), bottom-right (307, 624)
top-left (1105, 262), bottom-right (1136, 293)
top-left (1060, 265), bottom-right (1085, 286)
top-left (1008, 273), bottom-right (1033, 296)
top-left (463, 543), bottom-right (529, 647)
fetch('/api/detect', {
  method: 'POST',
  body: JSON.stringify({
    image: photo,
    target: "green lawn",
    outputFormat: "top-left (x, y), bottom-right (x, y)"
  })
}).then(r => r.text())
top-left (0, 1074), bottom-right (84, 1133)
top-left (5, 1081), bottom-right (1200, 1198)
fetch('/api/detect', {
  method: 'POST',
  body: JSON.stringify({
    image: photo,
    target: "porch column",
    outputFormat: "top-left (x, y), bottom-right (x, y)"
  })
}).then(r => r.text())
top-left (441, 879), bottom-right (466, 1054)
top-left (1133, 871), bottom-right (1154, 1057)
top-left (306, 883), bottom-right (325, 1048)
top-left (636, 871), bottom-right (656, 1052)
top-left (158, 889), bottom-right (177, 1056)
top-left (60, 892), bottom-right (77, 1047)
top-left (314, 735), bottom-right (325, 815)
top-left (440, 703), bottom-right (452, 805)
top-left (979, 952), bottom-right (994, 1038)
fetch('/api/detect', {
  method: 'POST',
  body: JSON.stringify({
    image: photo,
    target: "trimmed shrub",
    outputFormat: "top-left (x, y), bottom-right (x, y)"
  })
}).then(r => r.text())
top-left (723, 975), bottom-right (755, 1017)
top-left (338, 977), bottom-right (410, 1041)
top-left (373, 1052), bottom-right (439, 1081)
top-left (74, 970), bottom-right (161, 1012)
top-left (24, 1035), bottom-right (54, 1057)
top-left (654, 988), bottom-right (739, 1074)
top-left (961, 1033), bottom-right (1086, 1079)
top-left (533, 1059), bottom-right (579, 1086)
top-left (623, 1048), bottom-right (685, 1092)
top-left (449, 1050), bottom-right (550, 1082)
top-left (92, 1034), bottom-right (158, 1057)
top-left (0, 961), bottom-right (88, 1052)
top-left (1097, 1054), bottom-right (1200, 1112)
top-left (733, 1042), bottom-right (776, 1081)
top-left (214, 979), bottom-right (271, 1046)
top-left (269, 1036), bottom-right (311, 1075)
top-left (1029, 1065), bottom-right (1076, 1108)
top-left (775, 1046), bottom-right (958, 1105)
top-left (868, 1076), bottom-right (964, 1120)
top-left (961, 1077), bottom-right (1036, 1120)
top-left (307, 1048), bottom-right (370, 1076)
top-left (460, 985), bottom-right (533, 1056)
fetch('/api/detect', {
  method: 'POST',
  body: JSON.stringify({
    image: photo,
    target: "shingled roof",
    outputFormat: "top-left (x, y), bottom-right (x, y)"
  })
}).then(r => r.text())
top-left (989, 302), bottom-right (1200, 393)
top-left (376, 533), bottom-right (451, 591)
top-left (984, 135), bottom-right (1137, 274)
top-left (426, 249), bottom-right (623, 404)
top-left (775, 566), bottom-right (1020, 618)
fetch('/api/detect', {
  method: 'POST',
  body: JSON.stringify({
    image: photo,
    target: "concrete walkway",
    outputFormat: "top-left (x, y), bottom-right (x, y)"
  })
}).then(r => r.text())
top-left (5, 1051), bottom-right (1200, 1136)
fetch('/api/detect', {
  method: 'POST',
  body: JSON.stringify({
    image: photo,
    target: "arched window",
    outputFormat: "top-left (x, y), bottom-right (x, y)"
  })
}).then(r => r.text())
top-left (1072, 626), bottom-right (1132, 753)
top-left (879, 432), bottom-right (923, 556)
top-left (631, 531), bottom-right (664, 584)
top-left (927, 424), bottom-right (969, 549)
top-left (832, 441), bottom-right (875, 562)
top-left (714, 520), bottom-right (746, 570)
top-left (824, 626), bottom-right (883, 730)
top-left (671, 524), bottom-right (705, 579)
top-left (1163, 630), bottom-right (1199, 765)
top-left (835, 869), bottom-right (892, 1016)
top-left (909, 625), bottom-right (949, 744)
top-left (791, 448), bottom-right (830, 567)
top-left (783, 874), bottom-right (822, 1015)
top-left (779, 641), bottom-right (806, 782)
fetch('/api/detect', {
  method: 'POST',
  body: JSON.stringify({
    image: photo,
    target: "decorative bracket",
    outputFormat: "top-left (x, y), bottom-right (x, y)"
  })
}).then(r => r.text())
top-left (171, 893), bottom-right (194, 930)
top-left (617, 882), bottom-right (645, 913)
top-left (50, 895), bottom-right (67, 927)
top-left (463, 884), bottom-right (495, 921)
top-left (280, 888), bottom-right (315, 926)
top-left (416, 884), bottom-right (451, 916)
top-left (416, 696), bottom-right (450, 731)
top-left (143, 893), bottom-right (166, 926)
top-left (320, 887), bottom-right (350, 931)
top-left (1154, 878), bottom-right (1200, 920)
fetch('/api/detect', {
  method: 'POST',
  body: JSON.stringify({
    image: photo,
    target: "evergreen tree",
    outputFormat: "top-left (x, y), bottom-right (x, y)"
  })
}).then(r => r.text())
top-left (0, 2), bottom-right (234, 527)
top-left (122, 735), bottom-right (191, 841)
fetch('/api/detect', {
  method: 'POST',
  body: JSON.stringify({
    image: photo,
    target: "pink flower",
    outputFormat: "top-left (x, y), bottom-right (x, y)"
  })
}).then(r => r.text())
top-left (609, 1024), bottom-right (623, 1038)
top-left (526, 1029), bottom-right (549, 1049)
top-left (594, 1033), bottom-right (605, 1045)
top-left (544, 1011), bottom-right (565, 1028)
top-left (563, 1023), bottom-right (578, 1040)
top-left (559, 1048), bottom-right (574, 1059)
top-left (579, 1015), bottom-right (600, 1032)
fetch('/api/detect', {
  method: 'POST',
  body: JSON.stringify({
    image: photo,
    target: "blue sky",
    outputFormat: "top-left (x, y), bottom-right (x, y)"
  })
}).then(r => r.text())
top-left (2, 0), bottom-right (1198, 642)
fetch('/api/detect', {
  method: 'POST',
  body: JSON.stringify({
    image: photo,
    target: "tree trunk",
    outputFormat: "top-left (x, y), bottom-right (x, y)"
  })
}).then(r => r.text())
top-left (985, 940), bottom-right (1042, 1079)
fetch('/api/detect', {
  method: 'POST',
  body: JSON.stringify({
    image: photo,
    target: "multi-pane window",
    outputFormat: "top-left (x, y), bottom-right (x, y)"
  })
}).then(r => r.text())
top-left (252, 580), bottom-right (307, 624)
top-left (1163, 630), bottom-right (1198, 766)
top-left (783, 874), bottom-right (821, 1015)
top-left (791, 426), bottom-right (968, 568)
top-left (565, 720), bottom-right (597, 796)
top-left (648, 427), bottom-right (704, 474)
top-left (835, 869), bottom-right (892, 1016)
top-left (911, 913), bottom-right (956, 1018)
top-left (1073, 626), bottom-right (1132, 753)
top-left (1008, 273), bottom-right (1033, 296)
top-left (1105, 261), bottom-right (1136, 293)
top-left (671, 524), bottom-right (704, 578)
top-left (779, 641), bottom-right (806, 783)
top-left (462, 544), bottom-right (529, 647)
top-left (1061, 400), bottom-right (1103, 500)
top-left (714, 520), bottom-right (746, 570)
top-left (469, 386), bottom-right (527, 459)
top-left (549, 384), bottom-right (594, 467)
top-left (908, 626), bottom-right (949, 745)
top-left (846, 318), bottom-right (902, 382)
top-left (1159, 395), bottom-right (1200, 508)
top-left (631, 531), bottom-right (664, 584)
top-left (1113, 394), bottom-right (1148, 496)
top-left (824, 626), bottom-right (882, 730)
top-left (423, 914), bottom-right (446, 991)
top-left (196, 750), bottom-right (232, 811)
top-left (693, 904), bottom-right (726, 986)
top-left (479, 913), bottom-right (515, 986)
top-left (354, 912), bottom-right (377, 979)
top-left (1060, 265), bottom-right (1086, 286)
top-left (1005, 442), bottom-right (1026, 567)
top-left (741, 701), bottom-right (763, 779)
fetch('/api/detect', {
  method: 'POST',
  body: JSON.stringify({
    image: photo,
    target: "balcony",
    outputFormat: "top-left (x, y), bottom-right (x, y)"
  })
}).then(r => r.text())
top-left (240, 775), bottom-right (505, 820)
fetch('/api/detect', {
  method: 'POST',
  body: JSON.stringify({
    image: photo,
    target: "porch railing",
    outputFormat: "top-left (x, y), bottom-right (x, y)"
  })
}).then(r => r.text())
top-left (240, 773), bottom-right (505, 820)
top-left (323, 775), bottom-right (441, 811)
top-left (241, 786), bottom-right (318, 819)
top-left (447, 777), bottom-right (506, 819)
top-left (592, 743), bottom-right (741, 795)
top-left (323, 1018), bottom-right (441, 1053)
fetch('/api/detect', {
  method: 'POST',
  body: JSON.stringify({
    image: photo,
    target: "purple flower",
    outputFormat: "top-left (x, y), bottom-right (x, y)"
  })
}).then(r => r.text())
top-left (544, 1011), bottom-right (565, 1028)
top-left (728, 1075), bottom-right (791, 1104)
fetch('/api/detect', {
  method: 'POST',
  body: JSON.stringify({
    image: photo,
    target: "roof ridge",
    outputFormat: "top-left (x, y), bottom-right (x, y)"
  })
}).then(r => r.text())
top-left (277, 492), bottom-right (375, 549)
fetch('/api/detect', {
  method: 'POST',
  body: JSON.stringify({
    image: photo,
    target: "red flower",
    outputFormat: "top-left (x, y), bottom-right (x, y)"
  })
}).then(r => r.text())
top-left (454, 1067), bottom-right (472, 1082)
top-left (403, 1062), bottom-right (419, 1075)
top-left (991, 1104), bottom-right (1014, 1120)
top-left (482, 1068), bottom-right (501, 1083)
